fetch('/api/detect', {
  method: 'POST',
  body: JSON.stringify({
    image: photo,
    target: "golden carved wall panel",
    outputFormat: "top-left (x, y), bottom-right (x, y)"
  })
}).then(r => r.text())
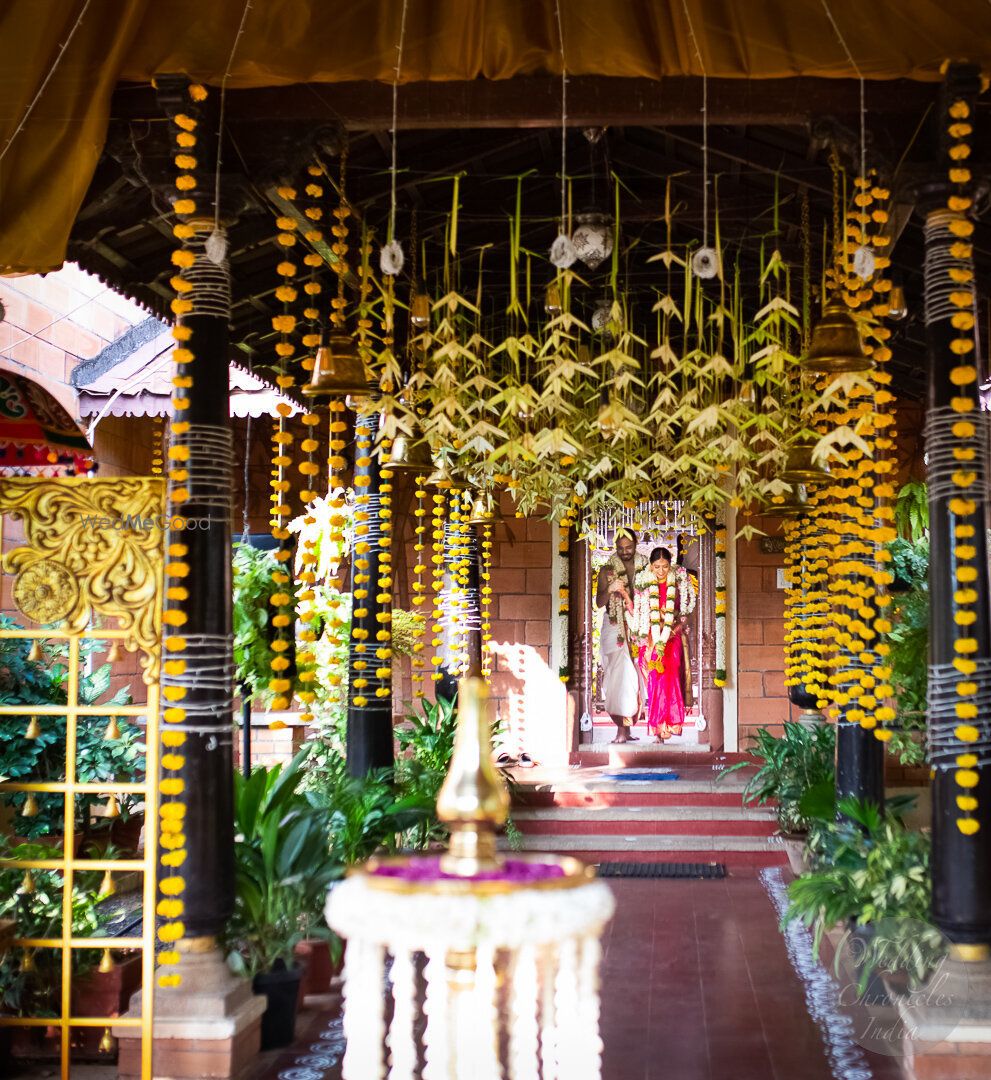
top-left (0, 477), bottom-right (166, 681)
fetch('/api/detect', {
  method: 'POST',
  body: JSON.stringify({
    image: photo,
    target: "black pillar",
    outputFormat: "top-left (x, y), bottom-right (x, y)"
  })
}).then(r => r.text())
top-left (346, 412), bottom-right (394, 776)
top-left (921, 64), bottom-right (991, 945)
top-left (157, 81), bottom-right (236, 939)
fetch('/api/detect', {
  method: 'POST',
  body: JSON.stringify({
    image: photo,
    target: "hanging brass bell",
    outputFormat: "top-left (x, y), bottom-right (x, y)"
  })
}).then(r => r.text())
top-left (770, 485), bottom-right (809, 517)
top-left (105, 641), bottom-right (121, 664)
top-left (99, 869), bottom-right (116, 897)
top-left (20, 870), bottom-right (35, 894)
top-left (99, 948), bottom-right (115, 974)
top-left (21, 794), bottom-right (39, 818)
top-left (780, 443), bottom-right (831, 485)
top-left (25, 716), bottom-right (41, 740)
top-left (27, 640), bottom-right (43, 663)
top-left (800, 301), bottom-right (872, 373)
top-left (467, 491), bottom-right (500, 525)
top-left (302, 332), bottom-right (372, 398)
top-left (410, 292), bottom-right (431, 328)
top-left (887, 283), bottom-right (908, 321)
top-left (544, 281), bottom-right (562, 316)
top-left (99, 1028), bottom-right (115, 1055)
top-left (387, 427), bottom-right (434, 474)
top-left (426, 457), bottom-right (454, 489)
top-left (104, 795), bottom-right (120, 819)
top-left (104, 716), bottom-right (121, 742)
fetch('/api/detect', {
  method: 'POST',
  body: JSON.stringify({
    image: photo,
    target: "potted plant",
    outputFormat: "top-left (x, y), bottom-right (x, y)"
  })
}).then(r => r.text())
top-left (719, 721), bottom-right (835, 874)
top-left (223, 750), bottom-right (342, 1048)
top-left (785, 796), bottom-right (938, 994)
top-left (0, 837), bottom-right (132, 1059)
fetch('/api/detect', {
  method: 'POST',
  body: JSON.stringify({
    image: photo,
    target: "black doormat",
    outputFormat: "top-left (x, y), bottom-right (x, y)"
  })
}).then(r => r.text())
top-left (596, 861), bottom-right (726, 879)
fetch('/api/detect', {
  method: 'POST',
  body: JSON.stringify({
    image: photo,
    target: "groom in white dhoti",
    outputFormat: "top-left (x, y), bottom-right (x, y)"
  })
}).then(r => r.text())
top-left (596, 528), bottom-right (647, 744)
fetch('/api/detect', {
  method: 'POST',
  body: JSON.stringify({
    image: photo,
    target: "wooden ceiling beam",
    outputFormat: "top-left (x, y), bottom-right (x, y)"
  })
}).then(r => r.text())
top-left (111, 76), bottom-right (937, 130)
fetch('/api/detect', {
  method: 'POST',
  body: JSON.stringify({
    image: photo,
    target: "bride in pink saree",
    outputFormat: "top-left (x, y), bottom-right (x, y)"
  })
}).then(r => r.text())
top-left (632, 547), bottom-right (698, 741)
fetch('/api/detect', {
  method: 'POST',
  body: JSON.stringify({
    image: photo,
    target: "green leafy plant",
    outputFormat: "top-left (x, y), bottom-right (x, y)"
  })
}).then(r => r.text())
top-left (0, 619), bottom-right (140, 837)
top-left (232, 543), bottom-right (284, 707)
top-left (894, 480), bottom-right (929, 544)
top-left (719, 721), bottom-right (835, 834)
top-left (881, 586), bottom-right (928, 767)
top-left (785, 797), bottom-right (937, 990)
top-left (224, 749), bottom-right (342, 980)
top-left (887, 536), bottom-right (929, 593)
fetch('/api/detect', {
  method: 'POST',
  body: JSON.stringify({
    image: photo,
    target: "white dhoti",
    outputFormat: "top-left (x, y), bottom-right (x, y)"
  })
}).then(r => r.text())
top-left (599, 610), bottom-right (642, 720)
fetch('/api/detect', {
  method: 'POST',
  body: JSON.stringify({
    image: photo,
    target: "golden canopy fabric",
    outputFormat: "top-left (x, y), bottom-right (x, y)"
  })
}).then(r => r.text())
top-left (1, 0), bottom-right (989, 274)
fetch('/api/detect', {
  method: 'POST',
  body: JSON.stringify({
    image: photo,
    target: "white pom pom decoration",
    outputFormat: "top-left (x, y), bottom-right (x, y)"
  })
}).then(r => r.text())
top-left (852, 245), bottom-right (876, 281)
top-left (204, 229), bottom-right (228, 265)
top-left (691, 247), bottom-right (720, 280)
top-left (380, 239), bottom-right (405, 276)
top-left (550, 234), bottom-right (578, 269)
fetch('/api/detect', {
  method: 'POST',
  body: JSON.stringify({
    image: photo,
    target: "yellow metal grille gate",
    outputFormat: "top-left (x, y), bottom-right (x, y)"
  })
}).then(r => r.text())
top-left (0, 477), bottom-right (164, 1080)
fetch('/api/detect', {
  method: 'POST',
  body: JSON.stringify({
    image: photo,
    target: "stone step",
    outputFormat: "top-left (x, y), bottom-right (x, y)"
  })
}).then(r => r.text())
top-left (514, 789), bottom-right (757, 809)
top-left (502, 832), bottom-right (788, 860)
top-left (512, 805), bottom-right (776, 823)
top-left (515, 818), bottom-right (777, 837)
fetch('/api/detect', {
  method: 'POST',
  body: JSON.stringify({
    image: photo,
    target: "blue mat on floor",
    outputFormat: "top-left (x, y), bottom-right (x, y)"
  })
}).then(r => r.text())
top-left (600, 769), bottom-right (679, 782)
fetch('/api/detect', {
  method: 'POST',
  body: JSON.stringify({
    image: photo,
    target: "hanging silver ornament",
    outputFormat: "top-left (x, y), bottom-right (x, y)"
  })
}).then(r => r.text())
top-left (204, 228), bottom-right (228, 265)
top-left (550, 234), bottom-right (577, 269)
top-left (852, 245), bottom-right (876, 281)
top-left (691, 246), bottom-right (720, 280)
top-left (571, 212), bottom-right (613, 271)
top-left (379, 239), bottom-right (405, 277)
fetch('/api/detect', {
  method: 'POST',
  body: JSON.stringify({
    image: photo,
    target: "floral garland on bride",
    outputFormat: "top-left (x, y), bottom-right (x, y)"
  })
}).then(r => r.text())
top-left (627, 564), bottom-right (697, 670)
top-left (605, 552), bottom-right (648, 629)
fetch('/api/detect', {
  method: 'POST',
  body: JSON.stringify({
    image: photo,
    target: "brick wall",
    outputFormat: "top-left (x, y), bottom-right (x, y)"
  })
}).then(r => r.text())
top-left (735, 513), bottom-right (791, 745)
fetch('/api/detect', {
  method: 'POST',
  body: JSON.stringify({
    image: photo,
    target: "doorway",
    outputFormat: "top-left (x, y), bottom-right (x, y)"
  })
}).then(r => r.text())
top-left (585, 501), bottom-right (707, 749)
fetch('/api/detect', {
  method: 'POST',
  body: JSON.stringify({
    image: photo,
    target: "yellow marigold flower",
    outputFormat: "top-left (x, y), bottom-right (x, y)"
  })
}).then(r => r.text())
top-left (176, 131), bottom-right (196, 148)
top-left (173, 198), bottom-right (196, 215)
top-left (955, 769), bottom-right (979, 788)
top-left (954, 658), bottom-right (978, 676)
top-left (958, 818), bottom-right (981, 835)
top-left (954, 637), bottom-right (978, 653)
top-left (957, 795), bottom-right (978, 812)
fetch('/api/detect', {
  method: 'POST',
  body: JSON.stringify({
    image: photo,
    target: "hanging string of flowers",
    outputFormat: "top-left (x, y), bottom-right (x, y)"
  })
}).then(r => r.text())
top-left (156, 79), bottom-right (210, 989)
top-left (410, 478), bottom-right (428, 690)
top-left (939, 96), bottom-right (983, 836)
top-left (480, 521), bottom-right (494, 680)
top-left (351, 418), bottom-right (374, 709)
top-left (266, 193), bottom-right (301, 716)
top-left (714, 524), bottom-right (727, 687)
top-left (293, 167), bottom-right (329, 723)
top-left (429, 486), bottom-right (447, 682)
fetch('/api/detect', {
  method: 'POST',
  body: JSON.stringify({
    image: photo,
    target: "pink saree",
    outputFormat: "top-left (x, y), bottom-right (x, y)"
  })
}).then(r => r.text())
top-left (637, 585), bottom-right (687, 738)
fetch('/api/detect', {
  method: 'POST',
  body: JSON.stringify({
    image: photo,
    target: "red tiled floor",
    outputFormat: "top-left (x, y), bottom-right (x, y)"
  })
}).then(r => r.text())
top-left (252, 875), bottom-right (912, 1080)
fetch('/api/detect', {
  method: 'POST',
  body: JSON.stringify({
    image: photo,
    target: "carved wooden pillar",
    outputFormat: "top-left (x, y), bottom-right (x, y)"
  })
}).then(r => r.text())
top-left (567, 529), bottom-right (591, 746)
top-left (698, 526), bottom-right (723, 749)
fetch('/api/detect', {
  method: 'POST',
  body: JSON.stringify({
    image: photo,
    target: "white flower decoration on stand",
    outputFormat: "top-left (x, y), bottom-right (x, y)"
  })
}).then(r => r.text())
top-left (852, 245), bottom-right (876, 281)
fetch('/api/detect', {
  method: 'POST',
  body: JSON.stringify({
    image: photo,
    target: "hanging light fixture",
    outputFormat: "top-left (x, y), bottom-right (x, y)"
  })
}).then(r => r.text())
top-left (544, 281), bottom-right (562, 316)
top-left (800, 301), bottom-right (872, 373)
top-left (302, 331), bottom-right (373, 398)
top-left (780, 443), bottom-right (831, 485)
top-left (572, 212), bottom-right (614, 271)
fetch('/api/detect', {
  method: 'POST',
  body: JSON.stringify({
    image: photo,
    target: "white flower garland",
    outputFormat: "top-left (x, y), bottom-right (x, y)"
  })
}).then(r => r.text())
top-left (605, 552), bottom-right (647, 627)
